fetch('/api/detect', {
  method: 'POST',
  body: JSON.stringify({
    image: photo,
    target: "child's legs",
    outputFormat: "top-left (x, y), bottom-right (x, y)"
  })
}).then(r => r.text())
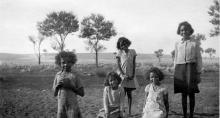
top-left (124, 87), bottom-right (135, 114)
top-left (181, 93), bottom-right (187, 117)
top-left (189, 93), bottom-right (195, 117)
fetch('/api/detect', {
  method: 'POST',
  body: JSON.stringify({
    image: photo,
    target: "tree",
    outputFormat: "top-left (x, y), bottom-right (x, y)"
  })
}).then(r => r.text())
top-left (205, 48), bottom-right (216, 59)
top-left (154, 49), bottom-right (163, 63)
top-left (28, 35), bottom-right (45, 64)
top-left (37, 11), bottom-right (79, 52)
top-left (191, 33), bottom-right (206, 53)
top-left (79, 14), bottom-right (116, 67)
top-left (208, 0), bottom-right (220, 37)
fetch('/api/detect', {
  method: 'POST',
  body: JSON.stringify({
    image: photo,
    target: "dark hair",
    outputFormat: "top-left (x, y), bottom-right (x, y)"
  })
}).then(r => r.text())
top-left (55, 51), bottom-right (77, 67)
top-left (104, 72), bottom-right (122, 86)
top-left (177, 21), bottom-right (194, 36)
top-left (116, 37), bottom-right (131, 50)
top-left (146, 67), bottom-right (164, 81)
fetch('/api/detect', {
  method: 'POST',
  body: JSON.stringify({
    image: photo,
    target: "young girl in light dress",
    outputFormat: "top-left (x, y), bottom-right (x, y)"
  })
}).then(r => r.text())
top-left (97, 72), bottom-right (125, 118)
top-left (142, 67), bottom-right (169, 118)
top-left (53, 51), bottom-right (85, 118)
top-left (116, 37), bottom-right (139, 115)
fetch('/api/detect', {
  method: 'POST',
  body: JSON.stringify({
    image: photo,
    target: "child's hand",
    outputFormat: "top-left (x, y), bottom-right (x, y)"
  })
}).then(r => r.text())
top-left (62, 78), bottom-right (74, 89)
top-left (127, 76), bottom-right (133, 80)
top-left (57, 80), bottom-right (64, 88)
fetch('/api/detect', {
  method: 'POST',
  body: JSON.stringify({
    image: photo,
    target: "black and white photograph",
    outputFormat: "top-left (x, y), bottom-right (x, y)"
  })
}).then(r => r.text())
top-left (0, 0), bottom-right (219, 118)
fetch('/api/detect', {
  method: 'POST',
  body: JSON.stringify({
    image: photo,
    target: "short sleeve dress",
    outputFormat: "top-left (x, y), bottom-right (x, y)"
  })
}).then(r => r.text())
top-left (116, 49), bottom-right (139, 89)
top-left (142, 84), bottom-right (168, 118)
top-left (53, 71), bottom-right (83, 118)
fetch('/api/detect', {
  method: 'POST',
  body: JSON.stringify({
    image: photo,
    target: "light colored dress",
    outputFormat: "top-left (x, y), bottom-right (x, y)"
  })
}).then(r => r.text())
top-left (53, 71), bottom-right (83, 118)
top-left (116, 49), bottom-right (139, 88)
top-left (142, 84), bottom-right (168, 118)
top-left (97, 86), bottom-right (125, 118)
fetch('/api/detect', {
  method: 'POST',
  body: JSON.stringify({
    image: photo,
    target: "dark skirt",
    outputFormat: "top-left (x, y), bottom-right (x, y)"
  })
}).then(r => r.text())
top-left (174, 63), bottom-right (200, 94)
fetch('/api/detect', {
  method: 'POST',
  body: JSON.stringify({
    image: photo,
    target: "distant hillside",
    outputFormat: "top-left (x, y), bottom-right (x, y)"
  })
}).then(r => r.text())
top-left (0, 52), bottom-right (217, 65)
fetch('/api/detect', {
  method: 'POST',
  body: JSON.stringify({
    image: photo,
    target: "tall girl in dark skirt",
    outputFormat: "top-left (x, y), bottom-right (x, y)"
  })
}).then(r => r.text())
top-left (174, 21), bottom-right (202, 118)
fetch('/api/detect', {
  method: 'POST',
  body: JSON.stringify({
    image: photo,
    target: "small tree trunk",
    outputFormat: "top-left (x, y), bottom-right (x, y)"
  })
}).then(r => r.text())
top-left (38, 48), bottom-right (41, 65)
top-left (95, 50), bottom-right (98, 67)
top-left (38, 55), bottom-right (41, 65)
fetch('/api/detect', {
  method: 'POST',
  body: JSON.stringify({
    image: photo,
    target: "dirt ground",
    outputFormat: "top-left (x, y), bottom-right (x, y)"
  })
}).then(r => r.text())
top-left (0, 71), bottom-right (219, 118)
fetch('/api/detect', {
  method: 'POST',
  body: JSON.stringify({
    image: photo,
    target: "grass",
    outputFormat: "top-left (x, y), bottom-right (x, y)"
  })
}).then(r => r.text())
top-left (0, 65), bottom-right (219, 118)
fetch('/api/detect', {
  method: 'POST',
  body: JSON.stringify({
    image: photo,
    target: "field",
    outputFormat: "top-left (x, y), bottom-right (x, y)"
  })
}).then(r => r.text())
top-left (0, 53), bottom-right (219, 118)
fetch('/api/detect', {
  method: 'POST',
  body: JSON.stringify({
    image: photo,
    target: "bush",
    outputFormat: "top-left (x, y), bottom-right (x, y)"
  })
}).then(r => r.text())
top-left (95, 69), bottom-right (107, 78)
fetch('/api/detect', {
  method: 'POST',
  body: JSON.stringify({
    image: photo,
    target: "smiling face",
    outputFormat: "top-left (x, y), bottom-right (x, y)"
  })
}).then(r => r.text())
top-left (179, 25), bottom-right (191, 39)
top-left (150, 72), bottom-right (160, 85)
top-left (120, 40), bottom-right (129, 51)
top-left (108, 76), bottom-right (119, 88)
top-left (60, 57), bottom-right (73, 72)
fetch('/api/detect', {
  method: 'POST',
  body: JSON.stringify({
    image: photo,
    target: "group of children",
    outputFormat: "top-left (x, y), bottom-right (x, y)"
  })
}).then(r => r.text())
top-left (52, 21), bottom-right (202, 118)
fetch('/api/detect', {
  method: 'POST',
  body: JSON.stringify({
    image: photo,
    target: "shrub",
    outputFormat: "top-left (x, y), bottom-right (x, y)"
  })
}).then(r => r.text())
top-left (95, 69), bottom-right (107, 78)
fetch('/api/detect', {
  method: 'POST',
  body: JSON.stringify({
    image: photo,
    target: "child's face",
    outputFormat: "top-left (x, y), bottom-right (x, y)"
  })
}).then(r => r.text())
top-left (109, 76), bottom-right (119, 88)
top-left (180, 25), bottom-right (191, 38)
top-left (120, 41), bottom-right (128, 50)
top-left (60, 58), bottom-right (73, 72)
top-left (150, 72), bottom-right (160, 85)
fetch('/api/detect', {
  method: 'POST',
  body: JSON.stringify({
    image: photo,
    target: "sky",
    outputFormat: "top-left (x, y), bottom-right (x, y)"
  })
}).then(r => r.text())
top-left (0, 0), bottom-right (219, 57)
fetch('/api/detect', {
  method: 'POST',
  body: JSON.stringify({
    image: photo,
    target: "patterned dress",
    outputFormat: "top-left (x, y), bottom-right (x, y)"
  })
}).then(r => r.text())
top-left (116, 49), bottom-right (139, 89)
top-left (53, 71), bottom-right (83, 118)
top-left (142, 84), bottom-right (168, 118)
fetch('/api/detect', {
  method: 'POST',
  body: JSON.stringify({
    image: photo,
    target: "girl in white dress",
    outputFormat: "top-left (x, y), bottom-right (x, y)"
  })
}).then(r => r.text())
top-left (142, 67), bottom-right (169, 118)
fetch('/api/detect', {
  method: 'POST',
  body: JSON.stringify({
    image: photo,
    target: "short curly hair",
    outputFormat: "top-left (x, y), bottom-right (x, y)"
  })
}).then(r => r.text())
top-left (55, 51), bottom-right (77, 67)
top-left (146, 67), bottom-right (164, 81)
top-left (116, 37), bottom-right (131, 50)
top-left (177, 21), bottom-right (194, 36)
top-left (104, 71), bottom-right (122, 86)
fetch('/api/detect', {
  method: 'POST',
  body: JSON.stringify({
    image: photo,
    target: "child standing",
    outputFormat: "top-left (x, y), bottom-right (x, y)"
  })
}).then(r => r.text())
top-left (174, 21), bottom-right (202, 118)
top-left (53, 51), bottom-right (85, 118)
top-left (142, 67), bottom-right (169, 118)
top-left (116, 37), bottom-right (139, 115)
top-left (98, 72), bottom-right (125, 118)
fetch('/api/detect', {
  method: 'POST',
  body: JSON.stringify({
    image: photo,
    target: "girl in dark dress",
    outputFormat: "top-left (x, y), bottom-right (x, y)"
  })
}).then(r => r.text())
top-left (174, 21), bottom-right (202, 118)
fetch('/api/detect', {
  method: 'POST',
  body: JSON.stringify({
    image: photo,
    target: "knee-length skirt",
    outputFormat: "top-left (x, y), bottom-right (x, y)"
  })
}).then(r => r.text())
top-left (174, 63), bottom-right (200, 94)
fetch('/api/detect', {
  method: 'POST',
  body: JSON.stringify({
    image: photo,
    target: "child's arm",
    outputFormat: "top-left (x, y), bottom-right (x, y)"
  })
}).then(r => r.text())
top-left (164, 92), bottom-right (169, 118)
top-left (131, 50), bottom-right (137, 79)
top-left (103, 87), bottom-right (109, 117)
top-left (116, 57), bottom-right (124, 75)
top-left (143, 85), bottom-right (150, 110)
top-left (61, 74), bottom-right (85, 97)
top-left (53, 75), bottom-right (59, 97)
top-left (174, 42), bottom-right (178, 69)
top-left (73, 87), bottom-right (84, 97)
top-left (143, 92), bottom-right (149, 110)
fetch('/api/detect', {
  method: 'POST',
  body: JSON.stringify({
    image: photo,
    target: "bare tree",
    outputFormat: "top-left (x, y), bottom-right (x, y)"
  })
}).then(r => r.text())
top-left (28, 35), bottom-right (45, 64)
